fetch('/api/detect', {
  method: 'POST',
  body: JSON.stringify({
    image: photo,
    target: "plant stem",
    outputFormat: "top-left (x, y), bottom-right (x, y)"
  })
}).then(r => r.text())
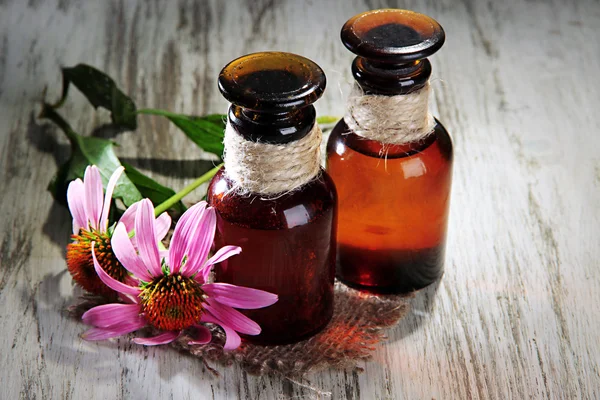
top-left (153, 163), bottom-right (222, 216)
top-left (137, 108), bottom-right (194, 119)
top-left (316, 115), bottom-right (340, 125)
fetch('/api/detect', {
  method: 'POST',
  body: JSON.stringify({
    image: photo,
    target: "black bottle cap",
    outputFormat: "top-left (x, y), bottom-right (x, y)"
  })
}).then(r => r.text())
top-left (341, 9), bottom-right (445, 64)
top-left (218, 52), bottom-right (326, 113)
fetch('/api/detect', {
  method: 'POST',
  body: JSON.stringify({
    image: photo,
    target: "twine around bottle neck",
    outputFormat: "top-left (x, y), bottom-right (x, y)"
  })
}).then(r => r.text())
top-left (223, 120), bottom-right (322, 196)
top-left (344, 81), bottom-right (435, 145)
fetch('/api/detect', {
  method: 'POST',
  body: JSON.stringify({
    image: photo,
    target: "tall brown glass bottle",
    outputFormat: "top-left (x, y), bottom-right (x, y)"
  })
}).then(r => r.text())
top-left (207, 52), bottom-right (337, 345)
top-left (326, 9), bottom-right (453, 293)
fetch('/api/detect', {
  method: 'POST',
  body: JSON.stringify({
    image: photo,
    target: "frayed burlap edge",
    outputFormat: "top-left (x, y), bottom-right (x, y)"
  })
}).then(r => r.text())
top-left (69, 281), bottom-right (412, 378)
top-left (172, 281), bottom-right (412, 377)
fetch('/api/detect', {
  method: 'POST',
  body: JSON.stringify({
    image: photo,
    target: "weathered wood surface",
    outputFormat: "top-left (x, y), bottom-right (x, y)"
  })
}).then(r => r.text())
top-left (1, 0), bottom-right (599, 398)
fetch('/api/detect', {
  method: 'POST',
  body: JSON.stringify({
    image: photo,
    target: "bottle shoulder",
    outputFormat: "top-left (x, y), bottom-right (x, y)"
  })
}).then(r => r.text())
top-left (326, 118), bottom-right (453, 162)
top-left (207, 167), bottom-right (337, 230)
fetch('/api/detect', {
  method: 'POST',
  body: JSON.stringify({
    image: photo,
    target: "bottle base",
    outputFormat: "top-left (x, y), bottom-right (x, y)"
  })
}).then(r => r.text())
top-left (336, 244), bottom-right (446, 294)
top-left (336, 271), bottom-right (444, 295)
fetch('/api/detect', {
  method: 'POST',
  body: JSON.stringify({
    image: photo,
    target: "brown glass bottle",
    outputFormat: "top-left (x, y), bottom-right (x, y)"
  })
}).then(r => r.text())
top-left (207, 52), bottom-right (337, 344)
top-left (326, 9), bottom-right (453, 293)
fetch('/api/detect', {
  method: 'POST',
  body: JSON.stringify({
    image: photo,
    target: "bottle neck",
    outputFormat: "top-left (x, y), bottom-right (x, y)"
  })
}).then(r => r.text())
top-left (223, 119), bottom-right (323, 196)
top-left (352, 57), bottom-right (432, 95)
top-left (228, 105), bottom-right (316, 144)
top-left (344, 58), bottom-right (435, 145)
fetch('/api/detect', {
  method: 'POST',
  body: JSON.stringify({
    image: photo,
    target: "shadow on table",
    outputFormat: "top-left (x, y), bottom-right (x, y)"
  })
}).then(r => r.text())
top-left (29, 273), bottom-right (157, 379)
top-left (27, 271), bottom-right (219, 384)
top-left (27, 111), bottom-right (70, 170)
top-left (26, 113), bottom-right (70, 248)
top-left (41, 201), bottom-right (71, 249)
top-left (119, 157), bottom-right (218, 179)
top-left (91, 123), bottom-right (130, 139)
top-left (14, 272), bottom-right (126, 380)
top-left (386, 278), bottom-right (442, 343)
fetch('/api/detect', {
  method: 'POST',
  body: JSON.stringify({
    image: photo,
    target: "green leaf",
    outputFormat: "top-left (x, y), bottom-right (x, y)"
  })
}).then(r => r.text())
top-left (138, 109), bottom-right (225, 158)
top-left (121, 161), bottom-right (185, 212)
top-left (40, 104), bottom-right (181, 214)
top-left (53, 64), bottom-right (137, 130)
top-left (316, 115), bottom-right (339, 125)
top-left (41, 104), bottom-right (142, 207)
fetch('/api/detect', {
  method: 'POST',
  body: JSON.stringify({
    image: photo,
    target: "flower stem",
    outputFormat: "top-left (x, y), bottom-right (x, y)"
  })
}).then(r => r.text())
top-left (153, 164), bottom-right (222, 216)
top-left (316, 115), bottom-right (340, 125)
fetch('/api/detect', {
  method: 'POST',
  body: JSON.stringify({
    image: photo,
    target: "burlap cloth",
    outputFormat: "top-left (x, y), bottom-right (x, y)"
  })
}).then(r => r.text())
top-left (71, 281), bottom-right (412, 377)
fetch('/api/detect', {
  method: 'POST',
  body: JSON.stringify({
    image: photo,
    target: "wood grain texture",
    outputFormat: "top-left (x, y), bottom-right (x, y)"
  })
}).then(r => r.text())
top-left (1, 0), bottom-right (599, 398)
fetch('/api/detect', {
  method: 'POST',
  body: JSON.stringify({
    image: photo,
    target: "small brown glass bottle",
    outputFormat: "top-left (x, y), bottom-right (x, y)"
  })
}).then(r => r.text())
top-left (207, 52), bottom-right (337, 344)
top-left (326, 9), bottom-right (453, 293)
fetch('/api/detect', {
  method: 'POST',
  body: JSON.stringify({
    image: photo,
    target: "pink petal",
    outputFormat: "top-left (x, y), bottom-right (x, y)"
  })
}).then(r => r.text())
top-left (188, 325), bottom-right (212, 345)
top-left (133, 331), bottom-right (180, 346)
top-left (111, 223), bottom-right (153, 282)
top-left (134, 199), bottom-right (162, 276)
top-left (204, 298), bottom-right (261, 335)
top-left (154, 212), bottom-right (171, 242)
top-left (82, 316), bottom-right (146, 341)
top-left (72, 220), bottom-right (81, 237)
top-left (204, 246), bottom-right (242, 267)
top-left (118, 201), bottom-right (139, 234)
top-left (99, 166), bottom-right (124, 230)
top-left (83, 165), bottom-right (103, 230)
top-left (202, 283), bottom-right (278, 309)
top-left (159, 250), bottom-right (169, 263)
top-left (220, 323), bottom-right (241, 350)
top-left (194, 269), bottom-right (208, 285)
top-left (181, 207), bottom-right (217, 277)
top-left (169, 202), bottom-right (207, 274)
top-left (92, 243), bottom-right (141, 296)
top-left (124, 275), bottom-right (140, 287)
top-left (82, 303), bottom-right (141, 328)
top-left (67, 179), bottom-right (87, 234)
top-left (201, 314), bottom-right (241, 350)
top-left (197, 246), bottom-right (242, 282)
top-left (118, 293), bottom-right (140, 304)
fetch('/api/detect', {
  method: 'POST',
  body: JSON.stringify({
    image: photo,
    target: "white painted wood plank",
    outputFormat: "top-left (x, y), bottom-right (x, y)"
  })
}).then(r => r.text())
top-left (0, 0), bottom-right (598, 398)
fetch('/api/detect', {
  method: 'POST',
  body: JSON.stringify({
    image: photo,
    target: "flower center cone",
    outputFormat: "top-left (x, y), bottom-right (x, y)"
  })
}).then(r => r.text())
top-left (66, 229), bottom-right (129, 296)
top-left (140, 274), bottom-right (206, 331)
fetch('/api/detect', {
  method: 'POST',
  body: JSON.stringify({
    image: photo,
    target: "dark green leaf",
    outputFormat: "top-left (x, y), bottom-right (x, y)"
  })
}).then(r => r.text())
top-left (201, 114), bottom-right (228, 126)
top-left (47, 149), bottom-right (87, 205)
top-left (54, 64), bottom-right (137, 130)
top-left (138, 109), bottom-right (225, 158)
top-left (121, 161), bottom-right (185, 212)
top-left (40, 104), bottom-right (142, 207)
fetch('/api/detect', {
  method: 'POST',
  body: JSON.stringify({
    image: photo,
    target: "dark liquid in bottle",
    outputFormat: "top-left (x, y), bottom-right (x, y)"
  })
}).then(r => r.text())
top-left (326, 119), bottom-right (453, 293)
top-left (207, 168), bottom-right (337, 344)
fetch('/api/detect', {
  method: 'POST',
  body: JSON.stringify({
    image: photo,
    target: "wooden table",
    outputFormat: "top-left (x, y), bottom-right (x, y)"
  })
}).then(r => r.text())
top-left (1, 0), bottom-right (598, 398)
